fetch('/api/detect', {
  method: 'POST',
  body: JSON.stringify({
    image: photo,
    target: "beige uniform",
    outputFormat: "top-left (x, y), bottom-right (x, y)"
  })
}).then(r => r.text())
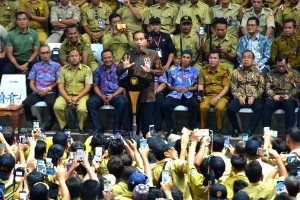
top-left (0, 0), bottom-right (17, 32)
top-left (175, 1), bottom-right (211, 34)
top-left (81, 2), bottom-right (111, 43)
top-left (241, 7), bottom-right (275, 39)
top-left (211, 3), bottom-right (243, 36)
top-left (19, 0), bottom-right (49, 45)
top-left (117, 4), bottom-right (147, 33)
top-left (275, 2), bottom-right (300, 34)
top-left (46, 2), bottom-right (80, 44)
top-left (172, 32), bottom-right (203, 70)
top-left (144, 3), bottom-right (178, 33)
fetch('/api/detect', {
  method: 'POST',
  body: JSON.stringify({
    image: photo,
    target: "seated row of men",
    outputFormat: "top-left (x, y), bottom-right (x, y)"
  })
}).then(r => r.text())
top-left (22, 31), bottom-right (300, 138)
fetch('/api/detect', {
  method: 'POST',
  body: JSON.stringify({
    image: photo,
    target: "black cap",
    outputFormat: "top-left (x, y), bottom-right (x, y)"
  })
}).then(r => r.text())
top-left (147, 137), bottom-right (176, 156)
top-left (180, 16), bottom-right (192, 24)
top-left (149, 16), bottom-right (161, 24)
top-left (210, 184), bottom-right (227, 200)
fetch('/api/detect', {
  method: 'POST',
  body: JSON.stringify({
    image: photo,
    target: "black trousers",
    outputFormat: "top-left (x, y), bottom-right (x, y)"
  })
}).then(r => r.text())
top-left (154, 93), bottom-right (165, 131)
top-left (22, 93), bottom-right (57, 122)
top-left (262, 99), bottom-right (297, 130)
top-left (163, 95), bottom-right (199, 131)
top-left (227, 98), bottom-right (263, 132)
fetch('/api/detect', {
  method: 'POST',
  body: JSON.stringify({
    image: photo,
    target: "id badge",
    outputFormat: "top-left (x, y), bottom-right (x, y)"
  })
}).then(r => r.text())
top-left (156, 48), bottom-right (162, 57)
top-left (256, 52), bottom-right (261, 59)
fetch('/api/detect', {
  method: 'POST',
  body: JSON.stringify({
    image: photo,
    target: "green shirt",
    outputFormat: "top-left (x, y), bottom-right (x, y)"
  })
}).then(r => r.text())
top-left (6, 27), bottom-right (40, 61)
top-left (101, 31), bottom-right (135, 63)
top-left (57, 64), bottom-right (93, 96)
top-left (175, 1), bottom-right (211, 34)
top-left (204, 33), bottom-right (237, 71)
top-left (60, 35), bottom-right (96, 66)
top-left (211, 3), bottom-right (243, 36)
top-left (81, 2), bottom-right (111, 32)
top-left (144, 3), bottom-right (178, 33)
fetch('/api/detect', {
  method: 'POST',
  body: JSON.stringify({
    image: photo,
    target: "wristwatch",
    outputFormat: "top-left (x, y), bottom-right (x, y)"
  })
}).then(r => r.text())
top-left (217, 96), bottom-right (221, 100)
top-left (58, 18), bottom-right (62, 22)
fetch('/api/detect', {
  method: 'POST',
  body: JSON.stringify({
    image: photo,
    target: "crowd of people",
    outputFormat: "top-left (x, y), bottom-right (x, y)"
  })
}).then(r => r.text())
top-left (1, 0), bottom-right (300, 199)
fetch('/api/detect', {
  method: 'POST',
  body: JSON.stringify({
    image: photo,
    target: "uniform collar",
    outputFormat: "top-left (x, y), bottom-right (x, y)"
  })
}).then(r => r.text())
top-left (66, 35), bottom-right (83, 46)
top-left (212, 33), bottom-right (230, 42)
top-left (207, 65), bottom-right (220, 73)
top-left (67, 64), bottom-right (83, 70)
top-left (218, 3), bottom-right (233, 10)
top-left (27, 0), bottom-right (41, 3)
top-left (58, 2), bottom-right (72, 8)
top-left (89, 1), bottom-right (103, 8)
top-left (157, 3), bottom-right (171, 9)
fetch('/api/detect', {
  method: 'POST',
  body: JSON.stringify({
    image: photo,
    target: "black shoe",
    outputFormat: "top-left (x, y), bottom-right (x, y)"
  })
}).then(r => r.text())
top-left (79, 128), bottom-right (86, 134)
top-left (246, 130), bottom-right (253, 137)
top-left (214, 128), bottom-right (221, 134)
top-left (44, 121), bottom-right (55, 131)
top-left (232, 129), bottom-right (240, 137)
top-left (91, 130), bottom-right (103, 135)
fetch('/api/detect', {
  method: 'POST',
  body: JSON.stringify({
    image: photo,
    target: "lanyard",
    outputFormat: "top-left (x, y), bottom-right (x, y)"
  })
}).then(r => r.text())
top-left (153, 34), bottom-right (162, 48)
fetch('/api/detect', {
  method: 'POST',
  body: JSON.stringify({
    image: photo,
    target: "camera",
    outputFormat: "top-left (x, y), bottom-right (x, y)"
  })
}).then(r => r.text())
top-left (117, 24), bottom-right (126, 30)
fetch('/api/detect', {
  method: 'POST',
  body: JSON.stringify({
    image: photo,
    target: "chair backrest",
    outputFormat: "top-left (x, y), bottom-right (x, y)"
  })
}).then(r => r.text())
top-left (91, 43), bottom-right (103, 65)
top-left (0, 75), bottom-right (27, 106)
top-left (48, 43), bottom-right (62, 63)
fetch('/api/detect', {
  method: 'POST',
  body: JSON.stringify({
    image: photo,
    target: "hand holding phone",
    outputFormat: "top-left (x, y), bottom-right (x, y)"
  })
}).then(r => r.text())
top-left (76, 148), bottom-right (84, 162)
top-left (162, 170), bottom-right (170, 184)
top-left (224, 136), bottom-right (230, 149)
top-left (95, 147), bottom-right (103, 162)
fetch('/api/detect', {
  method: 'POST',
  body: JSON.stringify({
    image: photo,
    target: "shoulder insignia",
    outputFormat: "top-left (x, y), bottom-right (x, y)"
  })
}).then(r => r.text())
top-left (279, 4), bottom-right (284, 11)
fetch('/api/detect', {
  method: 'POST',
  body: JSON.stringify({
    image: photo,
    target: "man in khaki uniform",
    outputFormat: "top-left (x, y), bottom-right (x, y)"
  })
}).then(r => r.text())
top-left (0, 0), bottom-right (17, 32)
top-left (204, 17), bottom-right (237, 73)
top-left (271, 18), bottom-right (300, 69)
top-left (70, 0), bottom-right (88, 11)
top-left (102, 0), bottom-right (118, 12)
top-left (101, 13), bottom-right (135, 63)
top-left (19, 0), bottom-right (49, 45)
top-left (144, 0), bottom-right (178, 34)
top-left (198, 50), bottom-right (230, 132)
top-left (81, 0), bottom-right (111, 43)
top-left (172, 16), bottom-right (203, 70)
top-left (275, 0), bottom-right (300, 34)
top-left (60, 25), bottom-right (99, 72)
top-left (117, 0), bottom-right (146, 33)
top-left (175, 0), bottom-right (210, 34)
top-left (241, 0), bottom-right (275, 39)
top-left (45, 0), bottom-right (80, 44)
top-left (54, 49), bottom-right (92, 134)
top-left (210, 0), bottom-right (243, 36)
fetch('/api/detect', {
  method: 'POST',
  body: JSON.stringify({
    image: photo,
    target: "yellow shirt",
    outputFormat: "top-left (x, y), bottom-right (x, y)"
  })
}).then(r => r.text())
top-left (242, 180), bottom-right (277, 200)
top-left (223, 171), bottom-right (249, 199)
top-left (187, 165), bottom-right (206, 200)
top-left (111, 182), bottom-right (129, 197)
top-left (152, 158), bottom-right (192, 200)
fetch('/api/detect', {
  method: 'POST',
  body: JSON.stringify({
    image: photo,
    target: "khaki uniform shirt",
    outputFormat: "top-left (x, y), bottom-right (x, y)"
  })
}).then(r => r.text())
top-left (271, 33), bottom-right (300, 68)
top-left (231, 67), bottom-right (265, 99)
top-left (204, 33), bottom-right (237, 71)
top-left (60, 35), bottom-right (96, 65)
top-left (265, 68), bottom-right (300, 100)
top-left (144, 3), bottom-right (178, 33)
top-left (175, 1), bottom-right (211, 34)
top-left (57, 64), bottom-right (93, 96)
top-left (19, 0), bottom-right (49, 30)
top-left (241, 7), bottom-right (275, 36)
top-left (51, 2), bottom-right (80, 32)
top-left (117, 4), bottom-right (147, 33)
top-left (199, 65), bottom-right (231, 96)
top-left (101, 31), bottom-right (135, 63)
top-left (0, 0), bottom-right (17, 32)
top-left (102, 0), bottom-right (118, 12)
top-left (223, 172), bottom-right (249, 199)
top-left (187, 165), bottom-right (205, 200)
top-left (152, 158), bottom-right (192, 200)
top-left (111, 182), bottom-right (129, 197)
top-left (172, 32), bottom-right (201, 62)
top-left (242, 180), bottom-right (277, 199)
top-left (211, 3), bottom-right (243, 36)
top-left (275, 2), bottom-right (300, 34)
top-left (81, 2), bottom-right (111, 32)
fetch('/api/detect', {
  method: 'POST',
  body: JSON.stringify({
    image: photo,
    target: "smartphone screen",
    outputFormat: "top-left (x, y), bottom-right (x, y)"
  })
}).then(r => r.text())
top-left (33, 120), bottom-right (39, 132)
top-left (104, 180), bottom-right (111, 192)
top-left (257, 147), bottom-right (264, 156)
top-left (76, 148), bottom-right (84, 162)
top-left (66, 163), bottom-right (72, 171)
top-left (69, 152), bottom-right (75, 160)
top-left (46, 167), bottom-right (55, 176)
top-left (19, 191), bottom-right (26, 200)
top-left (162, 170), bottom-right (170, 184)
top-left (0, 124), bottom-right (3, 131)
top-left (64, 129), bottom-right (71, 142)
top-left (277, 181), bottom-right (284, 193)
top-left (286, 155), bottom-right (297, 163)
top-left (242, 133), bottom-right (248, 142)
top-left (140, 139), bottom-right (147, 149)
top-left (297, 167), bottom-right (300, 179)
top-left (95, 147), bottom-right (103, 162)
top-left (114, 131), bottom-right (122, 139)
top-left (149, 125), bottom-right (154, 136)
top-left (224, 136), bottom-right (230, 149)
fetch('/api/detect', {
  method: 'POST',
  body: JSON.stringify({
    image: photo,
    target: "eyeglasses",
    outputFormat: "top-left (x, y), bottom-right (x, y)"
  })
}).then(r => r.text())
top-left (40, 51), bottom-right (50, 55)
top-left (95, 10), bottom-right (98, 19)
top-left (242, 56), bottom-right (253, 59)
top-left (247, 24), bottom-right (257, 27)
